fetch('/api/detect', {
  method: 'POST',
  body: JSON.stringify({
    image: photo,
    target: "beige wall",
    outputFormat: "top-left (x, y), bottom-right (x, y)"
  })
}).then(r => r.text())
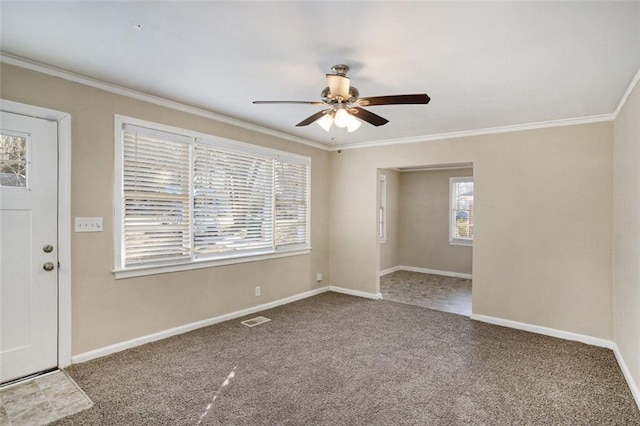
top-left (0, 63), bottom-right (330, 355)
top-left (397, 168), bottom-right (473, 275)
top-left (2, 60), bottom-right (627, 362)
top-left (613, 81), bottom-right (640, 397)
top-left (378, 169), bottom-right (399, 271)
top-left (330, 123), bottom-right (613, 339)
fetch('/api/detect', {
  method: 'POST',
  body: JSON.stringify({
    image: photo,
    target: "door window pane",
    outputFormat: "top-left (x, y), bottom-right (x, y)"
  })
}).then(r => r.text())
top-left (0, 133), bottom-right (27, 187)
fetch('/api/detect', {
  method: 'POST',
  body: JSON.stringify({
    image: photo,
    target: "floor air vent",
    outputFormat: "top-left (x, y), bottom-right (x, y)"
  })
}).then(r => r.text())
top-left (241, 316), bottom-right (271, 327)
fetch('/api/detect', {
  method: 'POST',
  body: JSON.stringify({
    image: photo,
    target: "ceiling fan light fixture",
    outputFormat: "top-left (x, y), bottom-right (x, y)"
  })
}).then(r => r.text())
top-left (316, 113), bottom-right (334, 132)
top-left (346, 115), bottom-right (362, 133)
top-left (333, 108), bottom-right (351, 128)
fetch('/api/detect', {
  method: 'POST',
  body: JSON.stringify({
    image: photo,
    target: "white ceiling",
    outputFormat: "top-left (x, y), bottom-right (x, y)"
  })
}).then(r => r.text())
top-left (1, 1), bottom-right (639, 148)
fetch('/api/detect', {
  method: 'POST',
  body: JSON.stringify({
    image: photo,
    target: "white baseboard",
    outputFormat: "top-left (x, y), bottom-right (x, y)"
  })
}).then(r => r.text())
top-left (470, 313), bottom-right (614, 349)
top-left (328, 285), bottom-right (383, 300)
top-left (72, 286), bottom-right (329, 364)
top-left (472, 313), bottom-right (640, 410)
top-left (72, 284), bottom-right (386, 365)
top-left (69, 284), bottom-right (640, 412)
top-left (379, 266), bottom-right (402, 276)
top-left (382, 265), bottom-right (472, 280)
top-left (612, 343), bottom-right (640, 411)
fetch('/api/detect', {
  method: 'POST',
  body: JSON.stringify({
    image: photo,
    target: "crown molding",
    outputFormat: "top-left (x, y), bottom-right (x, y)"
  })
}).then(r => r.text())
top-left (331, 113), bottom-right (615, 151)
top-left (3, 52), bottom-right (631, 154)
top-left (336, 67), bottom-right (640, 151)
top-left (613, 67), bottom-right (640, 119)
top-left (0, 52), bottom-right (328, 151)
top-left (392, 163), bottom-right (473, 173)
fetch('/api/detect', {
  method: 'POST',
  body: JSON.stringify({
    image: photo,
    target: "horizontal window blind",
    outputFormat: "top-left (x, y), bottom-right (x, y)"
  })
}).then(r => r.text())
top-left (194, 141), bottom-right (274, 256)
top-left (116, 118), bottom-right (311, 273)
top-left (275, 160), bottom-right (309, 247)
top-left (122, 126), bottom-right (192, 266)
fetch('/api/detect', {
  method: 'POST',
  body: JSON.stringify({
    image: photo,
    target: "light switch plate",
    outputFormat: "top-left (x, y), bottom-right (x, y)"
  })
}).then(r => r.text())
top-left (75, 217), bottom-right (103, 232)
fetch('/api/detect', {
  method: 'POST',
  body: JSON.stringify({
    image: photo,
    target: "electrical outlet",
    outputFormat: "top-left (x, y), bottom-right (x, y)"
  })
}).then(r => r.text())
top-left (255, 286), bottom-right (261, 297)
top-left (75, 217), bottom-right (103, 232)
top-left (316, 273), bottom-right (323, 282)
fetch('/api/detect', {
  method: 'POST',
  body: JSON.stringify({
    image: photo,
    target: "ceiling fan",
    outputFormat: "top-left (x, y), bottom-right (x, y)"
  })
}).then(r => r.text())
top-left (253, 64), bottom-right (430, 133)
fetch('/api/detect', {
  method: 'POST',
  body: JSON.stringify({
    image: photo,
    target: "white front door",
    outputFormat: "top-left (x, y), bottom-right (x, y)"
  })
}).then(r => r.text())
top-left (1, 111), bottom-right (58, 383)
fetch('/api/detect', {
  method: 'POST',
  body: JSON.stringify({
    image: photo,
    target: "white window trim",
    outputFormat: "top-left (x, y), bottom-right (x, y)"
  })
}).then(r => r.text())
top-left (113, 247), bottom-right (311, 279)
top-left (113, 115), bottom-right (311, 279)
top-left (449, 176), bottom-right (473, 246)
top-left (379, 174), bottom-right (387, 243)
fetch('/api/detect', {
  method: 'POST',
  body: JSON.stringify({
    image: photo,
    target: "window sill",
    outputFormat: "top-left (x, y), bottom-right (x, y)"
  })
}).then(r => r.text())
top-left (113, 247), bottom-right (311, 279)
top-left (449, 239), bottom-right (473, 247)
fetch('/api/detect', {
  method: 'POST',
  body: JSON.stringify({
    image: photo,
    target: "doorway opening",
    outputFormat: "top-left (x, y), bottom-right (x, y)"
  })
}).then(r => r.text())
top-left (377, 163), bottom-right (473, 316)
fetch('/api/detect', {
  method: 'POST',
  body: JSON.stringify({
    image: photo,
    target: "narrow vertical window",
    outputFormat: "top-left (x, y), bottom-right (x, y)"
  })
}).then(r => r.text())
top-left (450, 177), bottom-right (474, 245)
top-left (379, 174), bottom-right (387, 242)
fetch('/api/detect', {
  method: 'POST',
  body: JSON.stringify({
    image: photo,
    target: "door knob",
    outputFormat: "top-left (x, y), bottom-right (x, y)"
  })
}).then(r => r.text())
top-left (43, 244), bottom-right (54, 253)
top-left (43, 262), bottom-right (55, 271)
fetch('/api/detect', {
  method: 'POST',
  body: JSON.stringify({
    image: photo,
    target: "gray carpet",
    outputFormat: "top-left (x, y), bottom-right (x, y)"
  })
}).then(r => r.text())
top-left (56, 293), bottom-right (639, 425)
top-left (381, 270), bottom-right (472, 316)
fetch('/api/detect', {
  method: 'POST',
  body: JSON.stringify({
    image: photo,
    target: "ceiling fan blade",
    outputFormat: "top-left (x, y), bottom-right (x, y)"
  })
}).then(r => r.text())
top-left (326, 74), bottom-right (351, 99)
top-left (296, 110), bottom-right (330, 127)
top-left (253, 100), bottom-right (326, 106)
top-left (351, 107), bottom-right (389, 127)
top-left (356, 94), bottom-right (431, 106)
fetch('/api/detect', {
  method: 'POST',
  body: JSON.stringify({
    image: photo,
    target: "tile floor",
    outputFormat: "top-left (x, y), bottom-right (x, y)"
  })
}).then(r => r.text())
top-left (0, 371), bottom-right (92, 426)
top-left (380, 270), bottom-right (472, 316)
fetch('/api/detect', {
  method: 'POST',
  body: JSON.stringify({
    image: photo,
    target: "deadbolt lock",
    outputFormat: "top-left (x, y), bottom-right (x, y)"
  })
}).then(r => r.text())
top-left (43, 244), bottom-right (54, 253)
top-left (43, 262), bottom-right (55, 271)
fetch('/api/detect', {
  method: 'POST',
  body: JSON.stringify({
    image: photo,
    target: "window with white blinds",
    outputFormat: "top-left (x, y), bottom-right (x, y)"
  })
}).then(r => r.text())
top-left (115, 117), bottom-right (310, 274)
top-left (193, 141), bottom-right (274, 257)
top-left (379, 174), bottom-right (387, 242)
top-left (121, 125), bottom-right (192, 266)
top-left (275, 160), bottom-right (309, 248)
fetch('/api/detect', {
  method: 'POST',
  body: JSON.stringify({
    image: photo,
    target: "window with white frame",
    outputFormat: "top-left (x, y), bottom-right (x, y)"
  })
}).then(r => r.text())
top-left (114, 117), bottom-right (310, 276)
top-left (379, 174), bottom-right (387, 242)
top-left (450, 176), bottom-right (474, 245)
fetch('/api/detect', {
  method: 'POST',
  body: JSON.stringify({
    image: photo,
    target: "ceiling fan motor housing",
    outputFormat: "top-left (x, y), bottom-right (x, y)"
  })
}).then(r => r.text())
top-left (321, 86), bottom-right (360, 103)
top-left (331, 64), bottom-right (350, 76)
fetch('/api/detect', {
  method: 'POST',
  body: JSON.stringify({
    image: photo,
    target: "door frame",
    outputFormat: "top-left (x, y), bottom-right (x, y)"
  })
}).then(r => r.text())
top-left (1, 99), bottom-right (72, 369)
